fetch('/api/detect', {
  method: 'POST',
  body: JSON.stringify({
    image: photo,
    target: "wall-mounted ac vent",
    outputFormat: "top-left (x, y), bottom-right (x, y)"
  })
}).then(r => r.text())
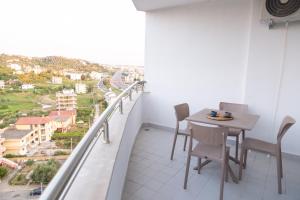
top-left (261, 0), bottom-right (300, 28)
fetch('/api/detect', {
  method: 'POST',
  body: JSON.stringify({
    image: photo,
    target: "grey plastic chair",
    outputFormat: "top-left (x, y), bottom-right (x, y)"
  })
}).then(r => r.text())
top-left (239, 116), bottom-right (296, 194)
top-left (184, 123), bottom-right (229, 200)
top-left (219, 102), bottom-right (248, 161)
top-left (170, 103), bottom-right (190, 160)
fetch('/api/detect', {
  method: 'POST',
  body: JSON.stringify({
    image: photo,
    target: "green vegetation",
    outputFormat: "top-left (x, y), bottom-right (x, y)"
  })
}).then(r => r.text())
top-left (0, 91), bottom-right (42, 128)
top-left (25, 159), bottom-right (35, 166)
top-left (0, 66), bottom-right (16, 81)
top-left (31, 159), bottom-right (60, 184)
top-left (53, 150), bottom-right (69, 156)
top-left (0, 166), bottom-right (8, 179)
top-left (4, 154), bottom-right (24, 158)
top-left (52, 128), bottom-right (86, 149)
top-left (10, 174), bottom-right (28, 185)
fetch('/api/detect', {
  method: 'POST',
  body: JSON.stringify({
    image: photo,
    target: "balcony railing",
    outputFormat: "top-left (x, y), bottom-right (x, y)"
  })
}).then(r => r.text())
top-left (40, 81), bottom-right (145, 200)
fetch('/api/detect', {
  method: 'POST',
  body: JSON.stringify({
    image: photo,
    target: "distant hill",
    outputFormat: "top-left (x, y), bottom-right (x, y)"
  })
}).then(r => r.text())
top-left (0, 54), bottom-right (109, 73)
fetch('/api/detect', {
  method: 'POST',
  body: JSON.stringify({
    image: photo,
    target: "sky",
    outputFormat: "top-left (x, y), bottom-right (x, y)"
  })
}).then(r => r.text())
top-left (0, 0), bottom-right (145, 66)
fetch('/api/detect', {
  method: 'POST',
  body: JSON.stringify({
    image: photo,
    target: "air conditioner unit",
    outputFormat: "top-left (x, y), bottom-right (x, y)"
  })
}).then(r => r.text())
top-left (261, 0), bottom-right (300, 28)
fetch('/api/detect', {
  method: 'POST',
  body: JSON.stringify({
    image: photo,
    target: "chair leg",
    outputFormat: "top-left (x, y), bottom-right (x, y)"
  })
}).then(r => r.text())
top-left (244, 149), bottom-right (248, 169)
top-left (235, 135), bottom-right (239, 160)
top-left (183, 135), bottom-right (188, 151)
top-left (225, 151), bottom-right (229, 182)
top-left (170, 132), bottom-right (178, 160)
top-left (220, 161), bottom-right (226, 200)
top-left (279, 149), bottom-right (283, 178)
top-left (276, 155), bottom-right (282, 194)
top-left (184, 154), bottom-right (191, 189)
top-left (197, 158), bottom-right (201, 174)
top-left (239, 147), bottom-right (245, 180)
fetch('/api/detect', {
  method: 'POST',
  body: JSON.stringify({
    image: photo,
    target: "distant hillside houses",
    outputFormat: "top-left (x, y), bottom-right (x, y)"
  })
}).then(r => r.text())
top-left (8, 63), bottom-right (23, 74)
top-left (75, 83), bottom-right (87, 94)
top-left (21, 84), bottom-right (34, 90)
top-left (0, 80), bottom-right (5, 89)
top-left (63, 72), bottom-right (84, 80)
top-left (23, 65), bottom-right (44, 74)
top-left (52, 76), bottom-right (63, 84)
top-left (89, 71), bottom-right (103, 80)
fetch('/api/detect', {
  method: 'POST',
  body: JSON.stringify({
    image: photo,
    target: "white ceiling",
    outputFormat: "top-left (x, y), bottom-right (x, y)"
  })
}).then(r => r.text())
top-left (132, 0), bottom-right (210, 11)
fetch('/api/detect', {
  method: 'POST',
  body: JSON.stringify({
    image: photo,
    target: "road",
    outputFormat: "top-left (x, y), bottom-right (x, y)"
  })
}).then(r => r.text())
top-left (97, 79), bottom-right (108, 93)
top-left (110, 71), bottom-right (127, 90)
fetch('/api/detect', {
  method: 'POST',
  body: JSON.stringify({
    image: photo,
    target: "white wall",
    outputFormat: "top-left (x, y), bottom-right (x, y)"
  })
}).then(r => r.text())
top-left (107, 94), bottom-right (143, 200)
top-left (143, 0), bottom-right (300, 155)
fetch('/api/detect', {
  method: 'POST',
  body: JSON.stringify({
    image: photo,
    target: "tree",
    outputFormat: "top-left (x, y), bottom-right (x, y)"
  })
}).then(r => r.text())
top-left (31, 160), bottom-right (60, 184)
top-left (0, 167), bottom-right (8, 179)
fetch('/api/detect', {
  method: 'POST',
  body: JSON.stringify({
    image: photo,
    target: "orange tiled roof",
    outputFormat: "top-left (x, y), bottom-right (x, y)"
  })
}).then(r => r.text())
top-left (16, 116), bottom-right (52, 125)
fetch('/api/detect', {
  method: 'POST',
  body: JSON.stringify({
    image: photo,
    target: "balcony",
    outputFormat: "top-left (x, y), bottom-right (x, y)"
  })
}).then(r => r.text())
top-left (39, 81), bottom-right (300, 200)
top-left (40, 0), bottom-right (300, 199)
top-left (123, 127), bottom-right (300, 200)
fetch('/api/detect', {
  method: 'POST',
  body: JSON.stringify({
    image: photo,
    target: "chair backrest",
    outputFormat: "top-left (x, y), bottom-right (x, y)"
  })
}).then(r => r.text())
top-left (219, 102), bottom-right (248, 113)
top-left (189, 123), bottom-right (228, 146)
top-left (277, 116), bottom-right (296, 143)
top-left (174, 103), bottom-right (189, 122)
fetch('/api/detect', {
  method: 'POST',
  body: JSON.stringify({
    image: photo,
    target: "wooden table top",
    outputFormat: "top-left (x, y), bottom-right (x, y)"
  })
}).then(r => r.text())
top-left (186, 108), bottom-right (259, 130)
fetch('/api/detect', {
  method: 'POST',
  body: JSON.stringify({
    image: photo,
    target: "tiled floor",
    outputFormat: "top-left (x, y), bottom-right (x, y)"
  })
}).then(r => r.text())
top-left (122, 127), bottom-right (300, 200)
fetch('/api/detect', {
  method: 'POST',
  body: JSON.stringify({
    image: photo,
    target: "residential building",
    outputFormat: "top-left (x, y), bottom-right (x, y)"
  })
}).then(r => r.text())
top-left (1, 128), bottom-right (38, 155)
top-left (0, 80), bottom-right (5, 89)
top-left (64, 72), bottom-right (83, 80)
top-left (49, 110), bottom-right (76, 132)
top-left (41, 0), bottom-right (300, 199)
top-left (33, 65), bottom-right (43, 74)
top-left (16, 117), bottom-right (54, 142)
top-left (8, 63), bottom-right (21, 71)
top-left (21, 84), bottom-right (34, 90)
top-left (89, 71), bottom-right (103, 80)
top-left (56, 89), bottom-right (77, 110)
top-left (75, 83), bottom-right (87, 94)
top-left (52, 76), bottom-right (63, 84)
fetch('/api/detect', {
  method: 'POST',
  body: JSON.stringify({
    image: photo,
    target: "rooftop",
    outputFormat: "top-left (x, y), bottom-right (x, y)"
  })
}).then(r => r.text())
top-left (1, 129), bottom-right (32, 139)
top-left (16, 116), bottom-right (52, 125)
top-left (50, 115), bottom-right (71, 122)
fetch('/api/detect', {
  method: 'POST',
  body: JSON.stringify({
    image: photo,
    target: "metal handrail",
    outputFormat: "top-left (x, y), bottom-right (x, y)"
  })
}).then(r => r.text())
top-left (40, 81), bottom-right (145, 200)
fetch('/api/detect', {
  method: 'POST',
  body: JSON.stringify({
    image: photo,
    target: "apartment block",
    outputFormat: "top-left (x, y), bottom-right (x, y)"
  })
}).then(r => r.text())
top-left (1, 128), bottom-right (38, 155)
top-left (16, 117), bottom-right (54, 142)
top-left (56, 89), bottom-right (77, 110)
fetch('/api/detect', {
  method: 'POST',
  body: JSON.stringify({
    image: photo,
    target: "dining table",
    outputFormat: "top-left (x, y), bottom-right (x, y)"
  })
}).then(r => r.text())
top-left (186, 108), bottom-right (260, 183)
